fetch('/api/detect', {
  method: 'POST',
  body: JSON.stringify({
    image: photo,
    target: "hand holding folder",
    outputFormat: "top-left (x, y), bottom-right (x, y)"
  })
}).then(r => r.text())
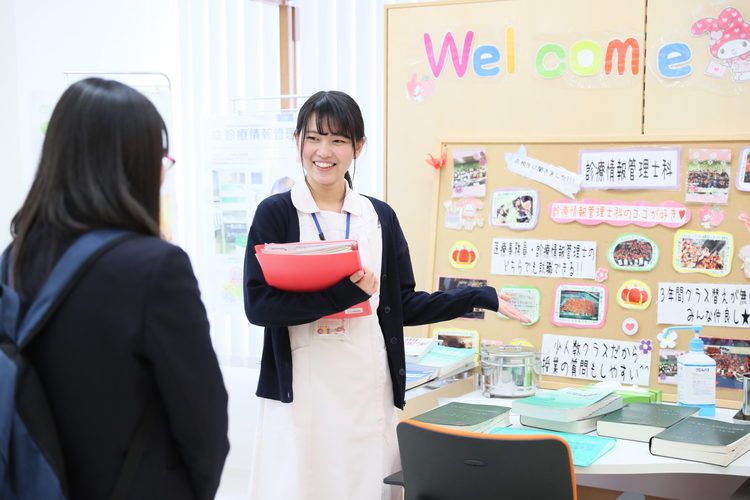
top-left (254, 239), bottom-right (372, 319)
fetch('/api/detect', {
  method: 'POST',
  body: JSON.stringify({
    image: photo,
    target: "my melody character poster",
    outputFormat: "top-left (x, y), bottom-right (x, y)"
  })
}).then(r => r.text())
top-left (692, 7), bottom-right (750, 82)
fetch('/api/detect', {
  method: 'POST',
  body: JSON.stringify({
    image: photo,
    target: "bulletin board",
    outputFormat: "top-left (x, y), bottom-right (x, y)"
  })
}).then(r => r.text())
top-left (384, 0), bottom-right (750, 405)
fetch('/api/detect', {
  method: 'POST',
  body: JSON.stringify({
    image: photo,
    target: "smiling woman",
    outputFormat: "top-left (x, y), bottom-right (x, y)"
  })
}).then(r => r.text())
top-left (242, 90), bottom-right (531, 500)
top-left (294, 91), bottom-right (366, 212)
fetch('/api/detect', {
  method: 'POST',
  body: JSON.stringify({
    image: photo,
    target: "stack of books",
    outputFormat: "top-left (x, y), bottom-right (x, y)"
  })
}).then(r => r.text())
top-left (406, 345), bottom-right (476, 379)
top-left (596, 403), bottom-right (698, 442)
top-left (405, 367), bottom-right (438, 390)
top-left (513, 386), bottom-right (624, 434)
top-left (649, 417), bottom-right (750, 466)
top-left (412, 402), bottom-right (511, 433)
top-left (404, 336), bottom-right (437, 364)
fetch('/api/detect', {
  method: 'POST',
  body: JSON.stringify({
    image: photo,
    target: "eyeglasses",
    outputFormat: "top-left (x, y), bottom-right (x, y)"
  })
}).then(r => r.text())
top-left (162, 154), bottom-right (176, 171)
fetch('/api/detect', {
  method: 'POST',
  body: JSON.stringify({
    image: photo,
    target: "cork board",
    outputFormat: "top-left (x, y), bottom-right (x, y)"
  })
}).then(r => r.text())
top-left (427, 138), bottom-right (749, 405)
top-left (384, 0), bottom-right (750, 405)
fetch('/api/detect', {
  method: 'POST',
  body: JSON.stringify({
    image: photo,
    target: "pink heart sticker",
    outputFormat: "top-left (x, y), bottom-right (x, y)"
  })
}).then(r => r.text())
top-left (622, 317), bottom-right (639, 336)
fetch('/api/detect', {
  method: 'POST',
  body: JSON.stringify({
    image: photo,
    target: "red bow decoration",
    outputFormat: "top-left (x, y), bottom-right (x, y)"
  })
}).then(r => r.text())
top-left (425, 150), bottom-right (447, 170)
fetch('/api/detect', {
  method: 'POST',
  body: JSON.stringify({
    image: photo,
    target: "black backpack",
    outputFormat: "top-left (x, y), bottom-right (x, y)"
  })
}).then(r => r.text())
top-left (0, 229), bottom-right (152, 500)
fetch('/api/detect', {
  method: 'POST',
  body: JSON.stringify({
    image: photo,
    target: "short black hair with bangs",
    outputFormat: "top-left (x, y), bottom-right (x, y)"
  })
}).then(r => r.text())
top-left (294, 90), bottom-right (365, 188)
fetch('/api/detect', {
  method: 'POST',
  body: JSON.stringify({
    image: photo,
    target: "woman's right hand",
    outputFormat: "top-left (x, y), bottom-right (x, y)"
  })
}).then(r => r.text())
top-left (350, 267), bottom-right (378, 295)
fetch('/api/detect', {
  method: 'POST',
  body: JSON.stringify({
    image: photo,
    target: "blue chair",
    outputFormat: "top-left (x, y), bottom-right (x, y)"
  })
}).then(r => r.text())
top-left (385, 419), bottom-right (577, 500)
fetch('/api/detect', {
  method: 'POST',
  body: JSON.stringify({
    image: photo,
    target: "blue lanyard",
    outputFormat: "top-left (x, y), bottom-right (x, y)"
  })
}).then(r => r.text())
top-left (311, 212), bottom-right (351, 241)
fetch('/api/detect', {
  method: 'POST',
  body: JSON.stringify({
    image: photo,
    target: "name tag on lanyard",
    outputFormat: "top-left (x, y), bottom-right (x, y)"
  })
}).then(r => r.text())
top-left (311, 211), bottom-right (353, 339)
top-left (315, 318), bottom-right (349, 339)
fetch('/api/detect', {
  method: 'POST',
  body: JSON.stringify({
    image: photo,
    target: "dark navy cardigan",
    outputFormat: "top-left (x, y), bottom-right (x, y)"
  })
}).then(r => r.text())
top-left (243, 191), bottom-right (499, 409)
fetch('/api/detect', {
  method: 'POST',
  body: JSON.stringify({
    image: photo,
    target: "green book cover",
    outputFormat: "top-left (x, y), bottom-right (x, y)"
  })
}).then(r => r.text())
top-left (654, 417), bottom-right (750, 448)
top-left (413, 402), bottom-right (509, 427)
top-left (599, 403), bottom-right (697, 428)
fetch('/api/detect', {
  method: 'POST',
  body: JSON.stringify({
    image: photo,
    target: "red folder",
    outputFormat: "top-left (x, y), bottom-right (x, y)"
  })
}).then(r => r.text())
top-left (254, 239), bottom-right (372, 319)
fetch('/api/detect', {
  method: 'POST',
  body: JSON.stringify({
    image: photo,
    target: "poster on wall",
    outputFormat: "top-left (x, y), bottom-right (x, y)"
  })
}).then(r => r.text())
top-left (608, 234), bottom-right (659, 271)
top-left (452, 149), bottom-right (487, 198)
top-left (685, 148), bottom-right (731, 205)
top-left (548, 199), bottom-right (691, 228)
top-left (491, 238), bottom-right (597, 279)
top-left (552, 283), bottom-right (608, 328)
top-left (497, 286), bottom-right (540, 325)
top-left (504, 146), bottom-right (582, 198)
top-left (490, 189), bottom-right (538, 229)
top-left (541, 334), bottom-right (651, 385)
top-left (737, 148), bottom-right (750, 191)
top-left (656, 282), bottom-right (750, 329)
top-left (672, 230), bottom-right (733, 278)
top-left (703, 337), bottom-right (750, 389)
top-left (579, 147), bottom-right (680, 190)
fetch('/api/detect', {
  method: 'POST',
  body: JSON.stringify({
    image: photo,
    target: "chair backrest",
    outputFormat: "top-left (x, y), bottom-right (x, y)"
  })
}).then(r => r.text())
top-left (397, 419), bottom-right (577, 500)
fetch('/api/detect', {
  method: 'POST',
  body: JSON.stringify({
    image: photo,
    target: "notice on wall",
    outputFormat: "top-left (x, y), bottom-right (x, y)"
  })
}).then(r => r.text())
top-left (541, 334), bottom-right (652, 385)
top-left (580, 147), bottom-right (680, 190)
top-left (491, 238), bottom-right (597, 279)
top-left (504, 146), bottom-right (582, 198)
top-left (548, 199), bottom-right (691, 228)
top-left (657, 282), bottom-right (750, 329)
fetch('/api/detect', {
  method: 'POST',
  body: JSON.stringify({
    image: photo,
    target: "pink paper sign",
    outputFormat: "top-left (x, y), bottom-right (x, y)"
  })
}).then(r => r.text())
top-left (548, 199), bottom-right (691, 228)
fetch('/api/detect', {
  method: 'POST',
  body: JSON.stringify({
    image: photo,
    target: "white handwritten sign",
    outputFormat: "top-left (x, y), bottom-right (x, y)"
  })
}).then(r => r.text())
top-left (657, 282), bottom-right (750, 329)
top-left (580, 148), bottom-right (680, 190)
top-left (491, 238), bottom-right (597, 279)
top-left (504, 146), bottom-right (582, 198)
top-left (541, 334), bottom-right (652, 385)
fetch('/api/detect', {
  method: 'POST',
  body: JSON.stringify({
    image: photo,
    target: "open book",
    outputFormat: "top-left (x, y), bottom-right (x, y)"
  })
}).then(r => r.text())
top-left (255, 239), bottom-right (371, 319)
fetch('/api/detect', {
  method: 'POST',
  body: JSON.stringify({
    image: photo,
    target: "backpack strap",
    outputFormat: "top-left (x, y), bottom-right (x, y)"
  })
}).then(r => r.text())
top-left (15, 229), bottom-right (135, 349)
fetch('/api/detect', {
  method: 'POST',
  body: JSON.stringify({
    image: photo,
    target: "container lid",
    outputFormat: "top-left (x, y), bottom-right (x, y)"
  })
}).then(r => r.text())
top-left (481, 344), bottom-right (536, 357)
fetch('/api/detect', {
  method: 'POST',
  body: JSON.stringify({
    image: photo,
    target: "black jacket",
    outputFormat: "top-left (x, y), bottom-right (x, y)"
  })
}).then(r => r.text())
top-left (25, 236), bottom-right (229, 500)
top-left (244, 191), bottom-right (498, 409)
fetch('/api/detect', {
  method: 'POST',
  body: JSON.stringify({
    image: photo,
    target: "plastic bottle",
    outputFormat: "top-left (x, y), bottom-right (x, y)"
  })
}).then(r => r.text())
top-left (675, 325), bottom-right (716, 417)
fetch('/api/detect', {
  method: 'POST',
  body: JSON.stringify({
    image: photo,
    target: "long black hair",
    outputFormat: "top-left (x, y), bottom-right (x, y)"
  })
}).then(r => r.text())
top-left (10, 77), bottom-right (168, 299)
top-left (294, 90), bottom-right (365, 188)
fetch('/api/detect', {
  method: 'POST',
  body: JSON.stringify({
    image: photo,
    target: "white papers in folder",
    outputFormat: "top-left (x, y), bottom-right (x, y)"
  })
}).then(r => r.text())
top-left (260, 240), bottom-right (357, 255)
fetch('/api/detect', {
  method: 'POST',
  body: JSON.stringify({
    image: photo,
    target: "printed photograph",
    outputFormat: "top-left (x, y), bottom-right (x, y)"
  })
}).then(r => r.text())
top-left (438, 277), bottom-right (488, 319)
top-left (434, 329), bottom-right (478, 350)
top-left (553, 285), bottom-right (607, 328)
top-left (452, 149), bottom-right (487, 198)
top-left (657, 349), bottom-right (683, 385)
top-left (490, 189), bottom-right (538, 229)
top-left (703, 338), bottom-right (750, 389)
top-left (608, 235), bottom-right (658, 271)
top-left (737, 148), bottom-right (750, 191)
top-left (673, 230), bottom-right (733, 277)
top-left (685, 148), bottom-right (731, 204)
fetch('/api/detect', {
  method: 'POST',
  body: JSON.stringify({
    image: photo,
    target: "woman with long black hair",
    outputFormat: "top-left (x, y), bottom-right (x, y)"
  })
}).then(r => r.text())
top-left (8, 78), bottom-right (229, 500)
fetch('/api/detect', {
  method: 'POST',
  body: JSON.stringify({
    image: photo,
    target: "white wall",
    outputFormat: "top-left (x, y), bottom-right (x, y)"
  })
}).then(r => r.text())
top-left (0, 0), bottom-right (21, 250)
top-left (3, 0), bottom-right (180, 247)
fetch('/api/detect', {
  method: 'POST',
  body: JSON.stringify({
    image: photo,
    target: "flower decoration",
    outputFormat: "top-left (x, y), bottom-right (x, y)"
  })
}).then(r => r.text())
top-left (594, 267), bottom-right (609, 283)
top-left (639, 339), bottom-right (653, 355)
top-left (656, 329), bottom-right (678, 349)
top-left (426, 150), bottom-right (447, 170)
